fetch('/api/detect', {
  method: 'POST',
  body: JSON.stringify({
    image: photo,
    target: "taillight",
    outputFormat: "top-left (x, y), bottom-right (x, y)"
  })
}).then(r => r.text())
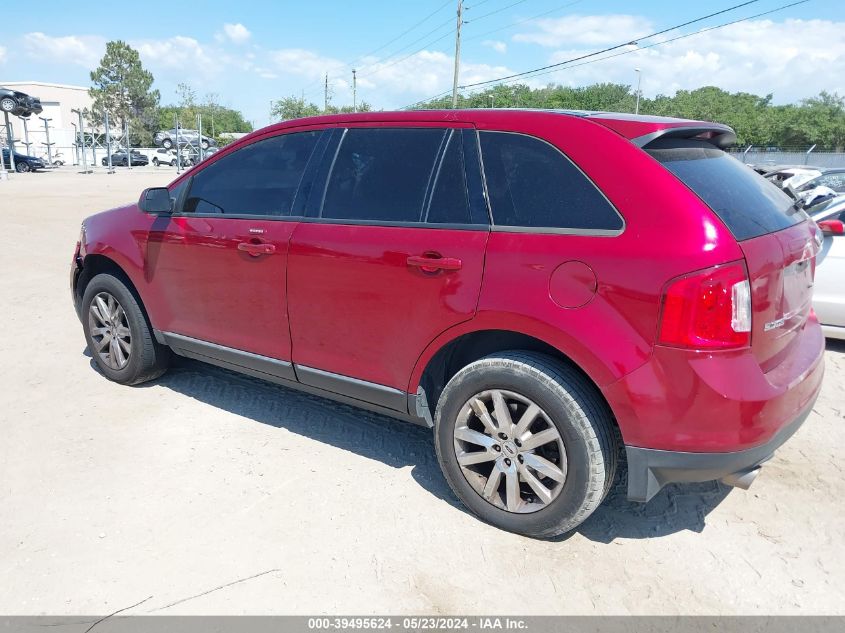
top-left (658, 261), bottom-right (751, 349)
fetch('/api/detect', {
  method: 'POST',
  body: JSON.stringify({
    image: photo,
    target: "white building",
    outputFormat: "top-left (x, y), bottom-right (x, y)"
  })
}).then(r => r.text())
top-left (0, 81), bottom-right (94, 161)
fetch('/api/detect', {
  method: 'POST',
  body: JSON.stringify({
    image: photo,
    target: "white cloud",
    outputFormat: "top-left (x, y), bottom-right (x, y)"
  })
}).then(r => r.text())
top-left (221, 23), bottom-right (251, 45)
top-left (482, 40), bottom-right (507, 54)
top-left (268, 48), bottom-right (346, 78)
top-left (21, 32), bottom-right (104, 67)
top-left (514, 14), bottom-right (653, 47)
top-left (135, 36), bottom-right (220, 78)
top-left (529, 18), bottom-right (845, 104)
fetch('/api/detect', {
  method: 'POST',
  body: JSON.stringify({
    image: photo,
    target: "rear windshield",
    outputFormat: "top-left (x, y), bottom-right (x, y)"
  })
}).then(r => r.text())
top-left (647, 139), bottom-right (804, 240)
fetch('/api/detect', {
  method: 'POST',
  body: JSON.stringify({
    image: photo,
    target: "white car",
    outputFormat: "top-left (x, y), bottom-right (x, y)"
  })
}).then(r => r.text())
top-left (150, 148), bottom-right (177, 167)
top-left (810, 196), bottom-right (845, 339)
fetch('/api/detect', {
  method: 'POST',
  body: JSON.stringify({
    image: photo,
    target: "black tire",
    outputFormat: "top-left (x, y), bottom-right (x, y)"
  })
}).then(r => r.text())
top-left (170, 160), bottom-right (177, 167)
top-left (434, 351), bottom-right (617, 538)
top-left (152, 158), bottom-right (159, 167)
top-left (162, 139), bottom-right (173, 150)
top-left (81, 273), bottom-right (170, 385)
top-left (0, 97), bottom-right (15, 112)
top-left (201, 140), bottom-right (209, 150)
top-left (15, 161), bottom-right (30, 173)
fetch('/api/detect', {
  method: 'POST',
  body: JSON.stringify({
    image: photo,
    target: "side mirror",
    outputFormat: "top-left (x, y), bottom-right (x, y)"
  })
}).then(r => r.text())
top-left (818, 219), bottom-right (844, 236)
top-left (139, 187), bottom-right (173, 214)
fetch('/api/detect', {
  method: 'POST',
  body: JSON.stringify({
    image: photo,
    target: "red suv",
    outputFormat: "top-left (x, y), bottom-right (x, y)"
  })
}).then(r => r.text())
top-left (71, 110), bottom-right (825, 537)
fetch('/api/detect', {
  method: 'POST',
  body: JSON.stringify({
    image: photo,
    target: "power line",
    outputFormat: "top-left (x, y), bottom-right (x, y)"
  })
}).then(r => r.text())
top-left (512, 0), bottom-right (809, 84)
top-left (355, 0), bottom-right (453, 63)
top-left (297, 1), bottom-right (453, 99)
top-left (464, 0), bottom-right (531, 23)
top-left (461, 0), bottom-right (763, 89)
top-left (403, 0), bottom-right (805, 108)
top-left (357, 27), bottom-right (457, 80)
top-left (462, 0), bottom-right (587, 42)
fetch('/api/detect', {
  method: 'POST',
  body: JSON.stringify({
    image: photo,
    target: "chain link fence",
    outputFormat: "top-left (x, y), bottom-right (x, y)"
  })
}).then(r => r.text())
top-left (728, 147), bottom-right (845, 169)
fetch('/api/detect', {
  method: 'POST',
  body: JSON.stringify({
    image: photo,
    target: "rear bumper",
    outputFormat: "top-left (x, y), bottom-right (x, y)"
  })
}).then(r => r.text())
top-left (625, 398), bottom-right (816, 502)
top-left (603, 315), bottom-right (826, 502)
top-left (821, 323), bottom-right (845, 340)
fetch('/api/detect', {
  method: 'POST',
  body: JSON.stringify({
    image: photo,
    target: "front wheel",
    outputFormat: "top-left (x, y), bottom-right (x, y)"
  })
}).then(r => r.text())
top-left (162, 139), bottom-right (173, 149)
top-left (0, 97), bottom-right (15, 112)
top-left (15, 162), bottom-right (31, 173)
top-left (434, 352), bottom-right (618, 538)
top-left (82, 273), bottom-right (170, 385)
top-left (152, 158), bottom-right (160, 167)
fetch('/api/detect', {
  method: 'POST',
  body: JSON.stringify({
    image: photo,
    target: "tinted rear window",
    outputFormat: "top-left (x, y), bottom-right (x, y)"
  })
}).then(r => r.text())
top-left (647, 139), bottom-right (804, 240)
top-left (479, 131), bottom-right (623, 232)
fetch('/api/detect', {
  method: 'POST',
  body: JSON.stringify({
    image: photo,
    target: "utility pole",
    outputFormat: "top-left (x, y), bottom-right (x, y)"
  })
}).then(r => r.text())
top-left (324, 73), bottom-right (329, 112)
top-left (451, 0), bottom-right (463, 108)
top-left (352, 69), bottom-right (357, 113)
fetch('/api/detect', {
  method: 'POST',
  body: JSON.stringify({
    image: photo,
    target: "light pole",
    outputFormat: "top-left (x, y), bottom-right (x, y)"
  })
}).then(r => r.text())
top-left (634, 68), bottom-right (642, 115)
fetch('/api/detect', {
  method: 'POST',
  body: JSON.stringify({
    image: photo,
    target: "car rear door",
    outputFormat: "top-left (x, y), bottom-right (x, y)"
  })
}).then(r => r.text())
top-left (286, 124), bottom-right (489, 406)
top-left (144, 128), bottom-right (325, 364)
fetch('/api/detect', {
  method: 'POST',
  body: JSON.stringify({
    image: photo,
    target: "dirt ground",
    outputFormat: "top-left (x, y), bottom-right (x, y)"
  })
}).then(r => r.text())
top-left (1, 168), bottom-right (843, 615)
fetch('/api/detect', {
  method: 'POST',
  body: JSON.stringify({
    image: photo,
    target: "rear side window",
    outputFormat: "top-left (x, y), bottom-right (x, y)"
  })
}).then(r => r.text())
top-left (647, 139), bottom-right (803, 240)
top-left (183, 130), bottom-right (320, 216)
top-left (321, 128), bottom-right (446, 223)
top-left (479, 131), bottom-right (623, 232)
top-left (426, 130), bottom-right (472, 224)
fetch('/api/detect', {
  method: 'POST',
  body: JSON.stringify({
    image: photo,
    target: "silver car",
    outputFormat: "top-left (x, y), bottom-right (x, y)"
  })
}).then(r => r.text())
top-left (811, 196), bottom-right (845, 339)
top-left (153, 128), bottom-right (216, 150)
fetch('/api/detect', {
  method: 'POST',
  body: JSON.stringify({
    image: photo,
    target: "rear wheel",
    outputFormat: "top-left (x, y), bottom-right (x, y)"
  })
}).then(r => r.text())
top-left (434, 351), bottom-right (617, 538)
top-left (201, 139), bottom-right (210, 150)
top-left (0, 97), bottom-right (15, 112)
top-left (82, 273), bottom-right (170, 385)
top-left (162, 139), bottom-right (173, 149)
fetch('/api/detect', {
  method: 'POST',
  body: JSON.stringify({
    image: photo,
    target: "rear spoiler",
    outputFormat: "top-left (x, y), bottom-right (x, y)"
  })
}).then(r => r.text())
top-left (632, 126), bottom-right (737, 150)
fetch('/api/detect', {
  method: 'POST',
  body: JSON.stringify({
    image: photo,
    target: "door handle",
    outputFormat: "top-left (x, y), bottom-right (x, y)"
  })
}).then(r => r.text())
top-left (238, 241), bottom-right (276, 256)
top-left (407, 254), bottom-right (462, 273)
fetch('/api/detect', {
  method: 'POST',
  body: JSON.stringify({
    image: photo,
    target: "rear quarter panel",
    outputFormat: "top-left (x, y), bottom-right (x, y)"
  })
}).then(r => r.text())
top-left (409, 113), bottom-right (745, 391)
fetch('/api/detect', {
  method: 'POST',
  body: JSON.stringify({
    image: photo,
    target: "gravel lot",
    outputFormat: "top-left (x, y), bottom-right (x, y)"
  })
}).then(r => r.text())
top-left (1, 168), bottom-right (843, 615)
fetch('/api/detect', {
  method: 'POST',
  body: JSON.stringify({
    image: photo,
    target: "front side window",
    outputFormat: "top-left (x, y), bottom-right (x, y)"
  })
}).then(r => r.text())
top-left (183, 130), bottom-right (320, 216)
top-left (321, 127), bottom-right (451, 223)
top-left (479, 131), bottom-right (623, 232)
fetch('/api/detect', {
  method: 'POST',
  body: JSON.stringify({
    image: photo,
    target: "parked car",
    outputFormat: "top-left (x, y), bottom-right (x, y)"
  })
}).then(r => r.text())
top-left (103, 150), bottom-right (149, 167)
top-left (70, 110), bottom-right (825, 537)
top-left (763, 166), bottom-right (821, 189)
top-left (154, 128), bottom-right (216, 151)
top-left (0, 87), bottom-right (43, 117)
top-left (792, 169), bottom-right (845, 208)
top-left (809, 196), bottom-right (845, 339)
top-left (2, 148), bottom-right (46, 172)
top-left (151, 148), bottom-right (177, 167)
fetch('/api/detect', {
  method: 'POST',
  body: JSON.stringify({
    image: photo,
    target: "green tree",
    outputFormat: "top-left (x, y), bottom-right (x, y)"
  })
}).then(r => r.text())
top-left (89, 40), bottom-right (159, 145)
top-left (270, 96), bottom-right (372, 121)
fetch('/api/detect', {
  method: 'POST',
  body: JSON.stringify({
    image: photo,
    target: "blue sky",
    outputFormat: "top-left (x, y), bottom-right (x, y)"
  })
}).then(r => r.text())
top-left (2, 0), bottom-right (843, 129)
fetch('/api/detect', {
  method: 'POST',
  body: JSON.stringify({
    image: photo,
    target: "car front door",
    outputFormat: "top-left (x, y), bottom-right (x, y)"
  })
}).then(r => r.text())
top-left (144, 128), bottom-right (325, 366)
top-left (287, 124), bottom-right (489, 408)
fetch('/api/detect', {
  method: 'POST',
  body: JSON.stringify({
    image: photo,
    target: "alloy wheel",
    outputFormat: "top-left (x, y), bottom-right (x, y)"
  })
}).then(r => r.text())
top-left (88, 292), bottom-right (132, 370)
top-left (453, 389), bottom-right (567, 514)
